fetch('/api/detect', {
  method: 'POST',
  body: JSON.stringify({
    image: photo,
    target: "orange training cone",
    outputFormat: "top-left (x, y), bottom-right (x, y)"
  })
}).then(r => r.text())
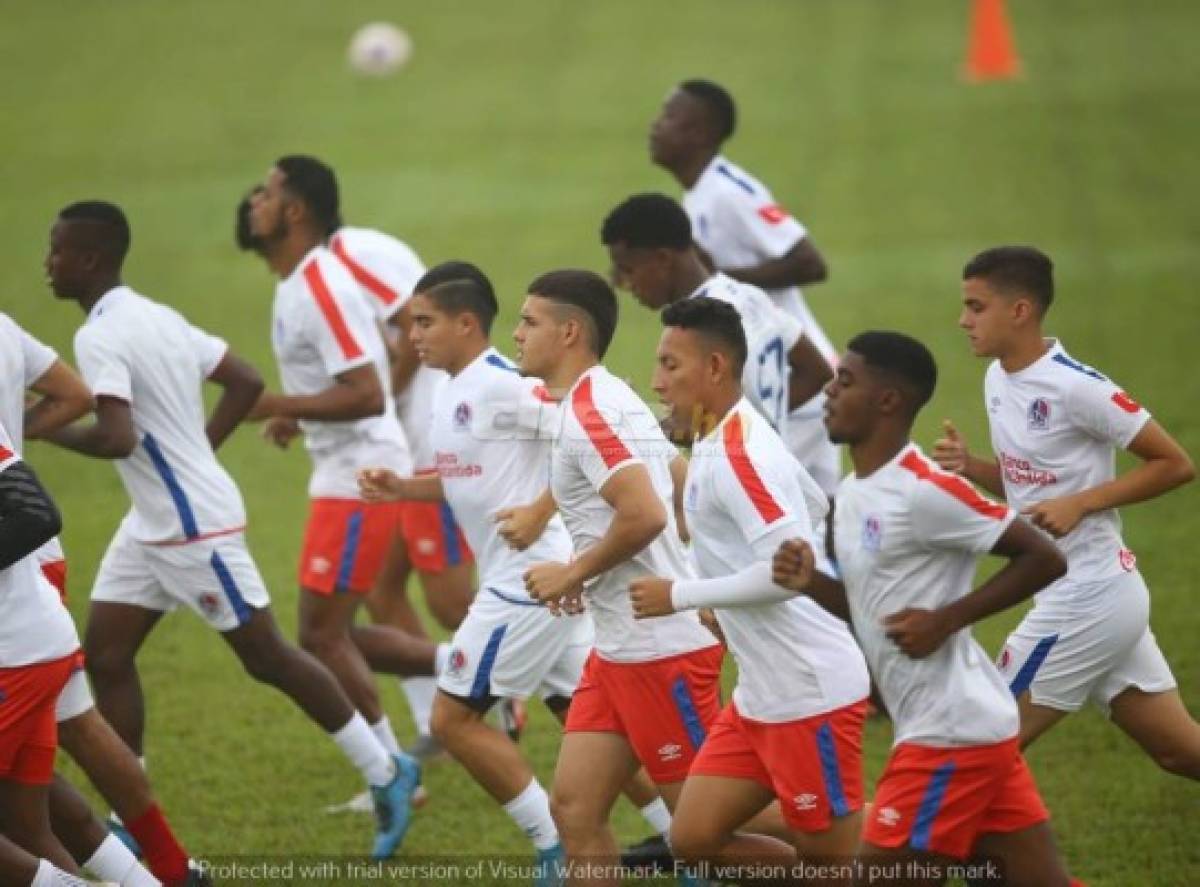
top-left (964, 0), bottom-right (1021, 81)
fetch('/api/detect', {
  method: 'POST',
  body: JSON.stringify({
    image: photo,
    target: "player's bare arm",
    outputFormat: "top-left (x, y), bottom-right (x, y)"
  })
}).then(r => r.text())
top-left (23, 359), bottom-right (94, 440)
top-left (254, 363), bottom-right (385, 423)
top-left (357, 468), bottom-right (443, 503)
top-left (43, 395), bottom-right (137, 459)
top-left (524, 463), bottom-right (666, 604)
top-left (1022, 420), bottom-right (1195, 538)
top-left (0, 459), bottom-right (62, 569)
top-left (786, 334), bottom-right (834, 411)
top-left (496, 487), bottom-right (557, 551)
top-left (723, 236), bottom-right (828, 290)
top-left (771, 539), bottom-right (850, 621)
top-left (884, 518), bottom-right (1066, 659)
top-left (932, 418), bottom-right (1005, 497)
top-left (669, 454), bottom-right (690, 543)
top-left (205, 351), bottom-right (264, 450)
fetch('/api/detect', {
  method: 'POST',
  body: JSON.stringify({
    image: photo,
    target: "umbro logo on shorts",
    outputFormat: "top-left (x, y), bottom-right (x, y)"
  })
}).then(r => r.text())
top-left (793, 793), bottom-right (818, 811)
top-left (877, 806), bottom-right (901, 828)
top-left (310, 556), bottom-right (332, 575)
top-left (657, 743), bottom-right (683, 762)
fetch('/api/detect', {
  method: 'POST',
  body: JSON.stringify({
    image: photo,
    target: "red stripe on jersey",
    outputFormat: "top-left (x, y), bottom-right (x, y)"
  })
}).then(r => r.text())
top-left (757, 204), bottom-right (789, 225)
top-left (722, 412), bottom-right (785, 524)
top-left (532, 384), bottom-right (556, 404)
top-left (1111, 391), bottom-right (1141, 414)
top-left (302, 260), bottom-right (364, 360)
top-left (900, 450), bottom-right (1008, 520)
top-left (330, 235), bottom-right (402, 307)
top-left (570, 376), bottom-right (632, 469)
top-left (0, 445), bottom-right (12, 461)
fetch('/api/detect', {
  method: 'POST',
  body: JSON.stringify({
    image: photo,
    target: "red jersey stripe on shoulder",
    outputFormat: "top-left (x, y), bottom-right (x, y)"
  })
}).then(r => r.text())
top-left (722, 411), bottom-right (785, 525)
top-left (330, 235), bottom-right (401, 307)
top-left (570, 375), bottom-right (633, 469)
top-left (302, 259), bottom-right (364, 361)
top-left (899, 450), bottom-right (1008, 520)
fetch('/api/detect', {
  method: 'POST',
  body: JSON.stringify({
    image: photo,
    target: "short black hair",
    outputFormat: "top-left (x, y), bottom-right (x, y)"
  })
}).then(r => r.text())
top-left (679, 78), bottom-right (736, 142)
top-left (235, 185), bottom-right (264, 253)
top-left (601, 193), bottom-right (692, 251)
top-left (962, 246), bottom-right (1054, 313)
top-left (413, 261), bottom-right (499, 334)
top-left (276, 155), bottom-right (342, 235)
top-left (526, 269), bottom-right (618, 359)
top-left (57, 201), bottom-right (131, 265)
top-left (847, 331), bottom-right (938, 414)
top-left (661, 296), bottom-right (747, 375)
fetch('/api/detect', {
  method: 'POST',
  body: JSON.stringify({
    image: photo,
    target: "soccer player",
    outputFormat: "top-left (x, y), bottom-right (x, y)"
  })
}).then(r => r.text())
top-left (359, 261), bottom-right (594, 882)
top-left (601, 192), bottom-right (832, 434)
top-left (43, 200), bottom-right (419, 859)
top-left (649, 79), bottom-right (840, 493)
top-left (513, 269), bottom-right (722, 885)
top-left (933, 246), bottom-right (1200, 777)
top-left (773, 331), bottom-right (1075, 885)
top-left (2, 312), bottom-right (199, 885)
top-left (628, 297), bottom-right (871, 870)
top-left (242, 157), bottom-right (447, 770)
top-left (0, 831), bottom-right (87, 887)
top-left (236, 188), bottom-right (473, 755)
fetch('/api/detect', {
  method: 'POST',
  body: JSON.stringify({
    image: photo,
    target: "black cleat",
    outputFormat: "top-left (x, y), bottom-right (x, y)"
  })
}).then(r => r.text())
top-left (619, 833), bottom-right (674, 875)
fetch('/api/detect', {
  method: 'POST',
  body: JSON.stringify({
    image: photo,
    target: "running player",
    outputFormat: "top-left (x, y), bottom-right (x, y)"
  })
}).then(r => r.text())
top-left (773, 331), bottom-right (1075, 885)
top-left (359, 261), bottom-right (592, 882)
top-left (629, 297), bottom-right (871, 871)
top-left (649, 79), bottom-right (839, 493)
top-left (600, 192), bottom-right (831, 434)
top-left (934, 246), bottom-right (1199, 777)
top-left (43, 200), bottom-right (420, 859)
top-left (2, 311), bottom-right (199, 884)
top-left (513, 269), bottom-right (722, 885)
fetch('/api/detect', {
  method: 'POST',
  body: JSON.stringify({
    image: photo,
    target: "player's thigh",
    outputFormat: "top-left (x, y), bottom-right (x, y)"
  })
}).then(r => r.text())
top-left (364, 533), bottom-right (418, 628)
top-left (551, 731), bottom-right (640, 830)
top-left (671, 774), bottom-right (776, 848)
top-left (1013, 692), bottom-right (1069, 749)
top-left (87, 529), bottom-right (172, 654)
top-left (417, 562), bottom-right (475, 631)
top-left (854, 843), bottom-right (952, 887)
top-left (971, 822), bottom-right (1069, 887)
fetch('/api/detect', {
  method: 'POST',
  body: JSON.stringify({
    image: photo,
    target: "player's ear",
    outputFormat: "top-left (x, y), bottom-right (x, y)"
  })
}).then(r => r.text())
top-left (875, 385), bottom-right (904, 417)
top-left (708, 348), bottom-right (727, 384)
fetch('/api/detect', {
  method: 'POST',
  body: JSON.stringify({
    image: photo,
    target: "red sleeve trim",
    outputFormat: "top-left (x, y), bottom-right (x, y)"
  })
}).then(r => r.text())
top-left (570, 376), bottom-right (633, 470)
top-left (302, 260), bottom-right (364, 361)
top-left (899, 450), bottom-right (1008, 520)
top-left (330, 235), bottom-right (402, 308)
top-left (722, 412), bottom-right (785, 524)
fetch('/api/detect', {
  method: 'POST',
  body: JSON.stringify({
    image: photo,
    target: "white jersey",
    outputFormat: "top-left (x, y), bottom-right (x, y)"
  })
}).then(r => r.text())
top-left (685, 399), bottom-right (868, 721)
top-left (835, 444), bottom-right (1019, 747)
top-left (0, 313), bottom-right (65, 564)
top-left (329, 226), bottom-right (444, 470)
top-left (689, 274), bottom-right (803, 431)
top-left (430, 347), bottom-right (572, 595)
top-left (74, 287), bottom-right (246, 545)
top-left (985, 339), bottom-right (1151, 596)
top-left (550, 366), bottom-right (716, 662)
top-left (271, 246), bottom-right (412, 498)
top-left (0, 424), bottom-right (78, 667)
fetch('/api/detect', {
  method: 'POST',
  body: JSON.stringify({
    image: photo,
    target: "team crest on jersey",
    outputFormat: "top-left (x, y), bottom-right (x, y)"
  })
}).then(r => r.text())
top-left (1027, 398), bottom-right (1051, 431)
top-left (453, 402), bottom-right (472, 430)
top-left (198, 592), bottom-right (221, 618)
top-left (998, 647), bottom-right (1011, 670)
top-left (862, 515), bottom-right (883, 552)
top-left (447, 649), bottom-right (467, 678)
top-left (989, 396), bottom-right (1002, 413)
top-left (683, 481), bottom-right (700, 513)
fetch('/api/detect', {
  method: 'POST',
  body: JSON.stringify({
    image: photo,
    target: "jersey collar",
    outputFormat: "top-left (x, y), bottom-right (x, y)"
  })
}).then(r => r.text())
top-left (86, 285), bottom-right (131, 324)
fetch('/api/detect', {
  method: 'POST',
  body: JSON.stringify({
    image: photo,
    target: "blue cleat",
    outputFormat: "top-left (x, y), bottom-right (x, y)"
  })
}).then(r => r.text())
top-left (106, 817), bottom-right (142, 858)
top-left (534, 843), bottom-right (565, 887)
top-left (370, 753), bottom-right (421, 859)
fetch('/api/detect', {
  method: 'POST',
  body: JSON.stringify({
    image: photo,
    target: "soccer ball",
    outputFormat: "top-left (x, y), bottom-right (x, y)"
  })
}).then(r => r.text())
top-left (347, 22), bottom-right (412, 77)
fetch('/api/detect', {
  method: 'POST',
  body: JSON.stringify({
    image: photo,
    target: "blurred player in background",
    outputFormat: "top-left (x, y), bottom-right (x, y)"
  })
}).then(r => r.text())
top-left (630, 297), bottom-right (871, 873)
top-left (649, 78), bottom-right (840, 494)
top-left (45, 200), bottom-right (421, 859)
top-left (935, 246), bottom-right (1199, 779)
top-left (774, 331), bottom-right (1076, 885)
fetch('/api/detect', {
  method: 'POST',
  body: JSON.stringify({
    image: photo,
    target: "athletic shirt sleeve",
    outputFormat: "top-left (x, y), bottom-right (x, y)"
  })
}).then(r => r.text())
top-left (771, 301), bottom-right (805, 351)
top-left (16, 323), bottom-right (57, 385)
top-left (1064, 374), bottom-right (1151, 449)
top-left (908, 464), bottom-right (1014, 553)
top-left (717, 174), bottom-right (808, 261)
top-left (185, 322), bottom-right (229, 378)
top-left (328, 232), bottom-right (419, 322)
top-left (716, 411), bottom-right (809, 551)
top-left (74, 325), bottom-right (132, 402)
top-left (512, 375), bottom-right (559, 437)
top-left (299, 259), bottom-right (372, 377)
top-left (567, 375), bottom-right (643, 492)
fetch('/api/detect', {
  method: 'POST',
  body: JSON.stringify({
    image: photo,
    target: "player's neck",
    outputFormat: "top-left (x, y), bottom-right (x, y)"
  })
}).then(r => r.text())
top-left (674, 254), bottom-right (711, 299)
top-left (850, 429), bottom-right (910, 478)
top-left (268, 232), bottom-right (322, 279)
top-left (75, 276), bottom-right (122, 313)
top-left (998, 332), bottom-right (1050, 374)
top-left (704, 388), bottom-right (742, 428)
top-left (446, 339), bottom-right (489, 377)
top-left (544, 352), bottom-right (597, 395)
top-left (672, 149), bottom-right (717, 189)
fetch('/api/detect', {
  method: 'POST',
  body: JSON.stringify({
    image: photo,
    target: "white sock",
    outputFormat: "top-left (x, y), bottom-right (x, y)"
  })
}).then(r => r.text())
top-left (640, 798), bottom-right (672, 838)
top-left (31, 860), bottom-right (90, 887)
top-left (401, 677), bottom-right (436, 736)
top-left (502, 778), bottom-right (559, 851)
top-left (85, 834), bottom-right (160, 887)
top-left (434, 643), bottom-right (451, 676)
top-left (370, 714), bottom-right (402, 755)
top-left (331, 712), bottom-right (395, 787)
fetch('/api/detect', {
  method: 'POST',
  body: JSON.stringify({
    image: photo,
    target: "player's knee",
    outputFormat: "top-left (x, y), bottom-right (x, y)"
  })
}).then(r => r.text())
top-left (84, 640), bottom-right (134, 683)
top-left (1149, 743), bottom-right (1200, 779)
top-left (298, 622), bottom-right (340, 660)
top-left (238, 642), bottom-right (290, 687)
top-left (667, 818), bottom-right (718, 865)
top-left (549, 788), bottom-right (601, 843)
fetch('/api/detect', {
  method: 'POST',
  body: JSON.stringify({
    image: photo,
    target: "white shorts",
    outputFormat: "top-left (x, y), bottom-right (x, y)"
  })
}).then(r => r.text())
top-left (92, 525), bottom-right (270, 632)
top-left (997, 570), bottom-right (1176, 714)
top-left (438, 586), bottom-right (593, 704)
top-left (784, 407), bottom-right (840, 497)
top-left (55, 666), bottom-right (94, 723)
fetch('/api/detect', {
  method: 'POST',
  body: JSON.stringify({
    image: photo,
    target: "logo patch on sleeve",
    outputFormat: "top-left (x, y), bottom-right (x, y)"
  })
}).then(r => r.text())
top-left (1111, 391), bottom-right (1141, 414)
top-left (757, 204), bottom-right (789, 225)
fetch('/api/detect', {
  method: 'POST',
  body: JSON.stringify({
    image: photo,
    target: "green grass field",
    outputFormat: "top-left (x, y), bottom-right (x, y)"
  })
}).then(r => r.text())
top-left (2, 1), bottom-right (1197, 884)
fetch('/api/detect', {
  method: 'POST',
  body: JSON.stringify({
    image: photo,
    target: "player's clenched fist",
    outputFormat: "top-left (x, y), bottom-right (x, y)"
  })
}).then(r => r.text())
top-left (496, 502), bottom-right (550, 551)
top-left (1022, 494), bottom-right (1088, 538)
top-left (523, 561), bottom-right (582, 605)
top-left (771, 538), bottom-right (816, 591)
top-left (629, 576), bottom-right (674, 619)
top-left (932, 419), bottom-right (970, 474)
top-left (357, 467), bottom-right (405, 502)
top-left (882, 607), bottom-right (954, 659)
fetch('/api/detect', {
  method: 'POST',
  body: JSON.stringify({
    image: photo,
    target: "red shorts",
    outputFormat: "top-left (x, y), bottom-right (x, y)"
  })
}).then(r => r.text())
top-left (399, 499), bottom-right (473, 574)
top-left (565, 645), bottom-right (724, 784)
top-left (0, 653), bottom-right (77, 785)
top-left (864, 737), bottom-right (1049, 859)
top-left (299, 499), bottom-right (402, 595)
top-left (40, 560), bottom-right (68, 602)
top-left (691, 698), bottom-right (868, 831)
